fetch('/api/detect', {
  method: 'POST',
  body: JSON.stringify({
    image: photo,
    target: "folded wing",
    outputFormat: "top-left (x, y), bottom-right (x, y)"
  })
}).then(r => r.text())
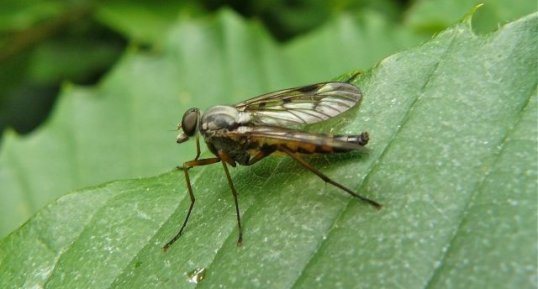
top-left (234, 82), bottom-right (362, 128)
top-left (231, 126), bottom-right (367, 154)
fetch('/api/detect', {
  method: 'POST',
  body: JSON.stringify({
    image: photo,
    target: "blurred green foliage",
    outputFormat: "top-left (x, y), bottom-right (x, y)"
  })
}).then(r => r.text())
top-left (0, 0), bottom-right (535, 136)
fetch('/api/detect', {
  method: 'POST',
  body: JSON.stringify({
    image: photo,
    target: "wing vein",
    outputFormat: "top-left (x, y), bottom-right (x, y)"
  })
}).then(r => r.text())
top-left (235, 82), bottom-right (362, 127)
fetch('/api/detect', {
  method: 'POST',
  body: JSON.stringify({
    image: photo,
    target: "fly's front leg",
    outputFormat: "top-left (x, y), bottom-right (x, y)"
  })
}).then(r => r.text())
top-left (163, 157), bottom-right (220, 251)
top-left (194, 134), bottom-right (201, 160)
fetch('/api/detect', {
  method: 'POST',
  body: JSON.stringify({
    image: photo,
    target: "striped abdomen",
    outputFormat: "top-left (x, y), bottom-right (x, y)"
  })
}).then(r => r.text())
top-left (238, 126), bottom-right (369, 155)
top-left (274, 132), bottom-right (369, 154)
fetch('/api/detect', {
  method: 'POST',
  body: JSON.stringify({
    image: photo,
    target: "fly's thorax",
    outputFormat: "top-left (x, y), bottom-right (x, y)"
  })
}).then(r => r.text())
top-left (200, 105), bottom-right (250, 134)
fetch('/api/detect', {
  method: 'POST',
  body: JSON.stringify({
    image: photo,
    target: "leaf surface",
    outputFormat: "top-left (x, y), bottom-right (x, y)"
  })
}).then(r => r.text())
top-left (0, 10), bottom-right (537, 289)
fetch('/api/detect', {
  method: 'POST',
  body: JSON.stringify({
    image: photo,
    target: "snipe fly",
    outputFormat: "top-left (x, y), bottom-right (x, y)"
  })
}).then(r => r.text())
top-left (163, 73), bottom-right (381, 251)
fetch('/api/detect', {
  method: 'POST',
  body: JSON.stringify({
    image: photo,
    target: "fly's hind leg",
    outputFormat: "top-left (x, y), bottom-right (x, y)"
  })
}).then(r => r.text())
top-left (213, 148), bottom-right (275, 245)
top-left (163, 157), bottom-right (221, 251)
top-left (279, 146), bottom-right (381, 209)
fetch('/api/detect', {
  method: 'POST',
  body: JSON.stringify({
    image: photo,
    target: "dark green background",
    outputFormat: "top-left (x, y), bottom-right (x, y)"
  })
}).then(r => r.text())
top-left (0, 0), bottom-right (533, 136)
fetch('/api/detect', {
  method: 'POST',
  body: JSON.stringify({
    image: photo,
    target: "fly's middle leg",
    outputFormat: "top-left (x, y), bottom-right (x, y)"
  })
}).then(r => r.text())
top-left (218, 150), bottom-right (244, 246)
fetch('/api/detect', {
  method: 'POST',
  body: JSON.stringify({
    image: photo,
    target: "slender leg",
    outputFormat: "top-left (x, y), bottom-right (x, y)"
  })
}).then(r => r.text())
top-left (280, 147), bottom-right (381, 209)
top-left (163, 157), bottom-right (221, 251)
top-left (218, 150), bottom-right (243, 245)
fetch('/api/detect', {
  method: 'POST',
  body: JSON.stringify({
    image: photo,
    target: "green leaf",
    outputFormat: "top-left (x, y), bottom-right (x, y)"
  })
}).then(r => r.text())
top-left (1, 10), bottom-right (537, 289)
top-left (284, 11), bottom-right (424, 82)
top-left (95, 0), bottom-right (202, 45)
top-left (406, 0), bottom-right (537, 33)
top-left (0, 0), bottom-right (66, 32)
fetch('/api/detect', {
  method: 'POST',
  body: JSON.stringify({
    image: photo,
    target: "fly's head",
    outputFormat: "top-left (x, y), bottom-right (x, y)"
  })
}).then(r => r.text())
top-left (177, 108), bottom-right (200, 143)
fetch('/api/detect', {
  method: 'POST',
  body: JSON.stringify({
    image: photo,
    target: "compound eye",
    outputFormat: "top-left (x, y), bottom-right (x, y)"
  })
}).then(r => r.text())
top-left (181, 108), bottom-right (199, 136)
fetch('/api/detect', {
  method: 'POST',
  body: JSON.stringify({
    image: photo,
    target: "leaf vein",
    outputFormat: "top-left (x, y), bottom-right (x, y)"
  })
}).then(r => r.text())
top-left (421, 83), bottom-right (537, 289)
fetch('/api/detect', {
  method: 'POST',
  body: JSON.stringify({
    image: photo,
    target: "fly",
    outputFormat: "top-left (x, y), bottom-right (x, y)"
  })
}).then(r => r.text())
top-left (163, 73), bottom-right (381, 251)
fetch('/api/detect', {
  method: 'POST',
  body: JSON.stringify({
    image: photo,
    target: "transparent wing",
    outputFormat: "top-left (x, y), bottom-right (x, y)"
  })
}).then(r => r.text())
top-left (234, 82), bottom-right (362, 127)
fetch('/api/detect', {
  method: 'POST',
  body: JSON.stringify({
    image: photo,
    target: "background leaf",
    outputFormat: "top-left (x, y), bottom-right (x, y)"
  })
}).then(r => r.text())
top-left (0, 10), bottom-right (536, 289)
top-left (3, 0), bottom-right (536, 137)
top-left (406, 0), bottom-right (536, 33)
